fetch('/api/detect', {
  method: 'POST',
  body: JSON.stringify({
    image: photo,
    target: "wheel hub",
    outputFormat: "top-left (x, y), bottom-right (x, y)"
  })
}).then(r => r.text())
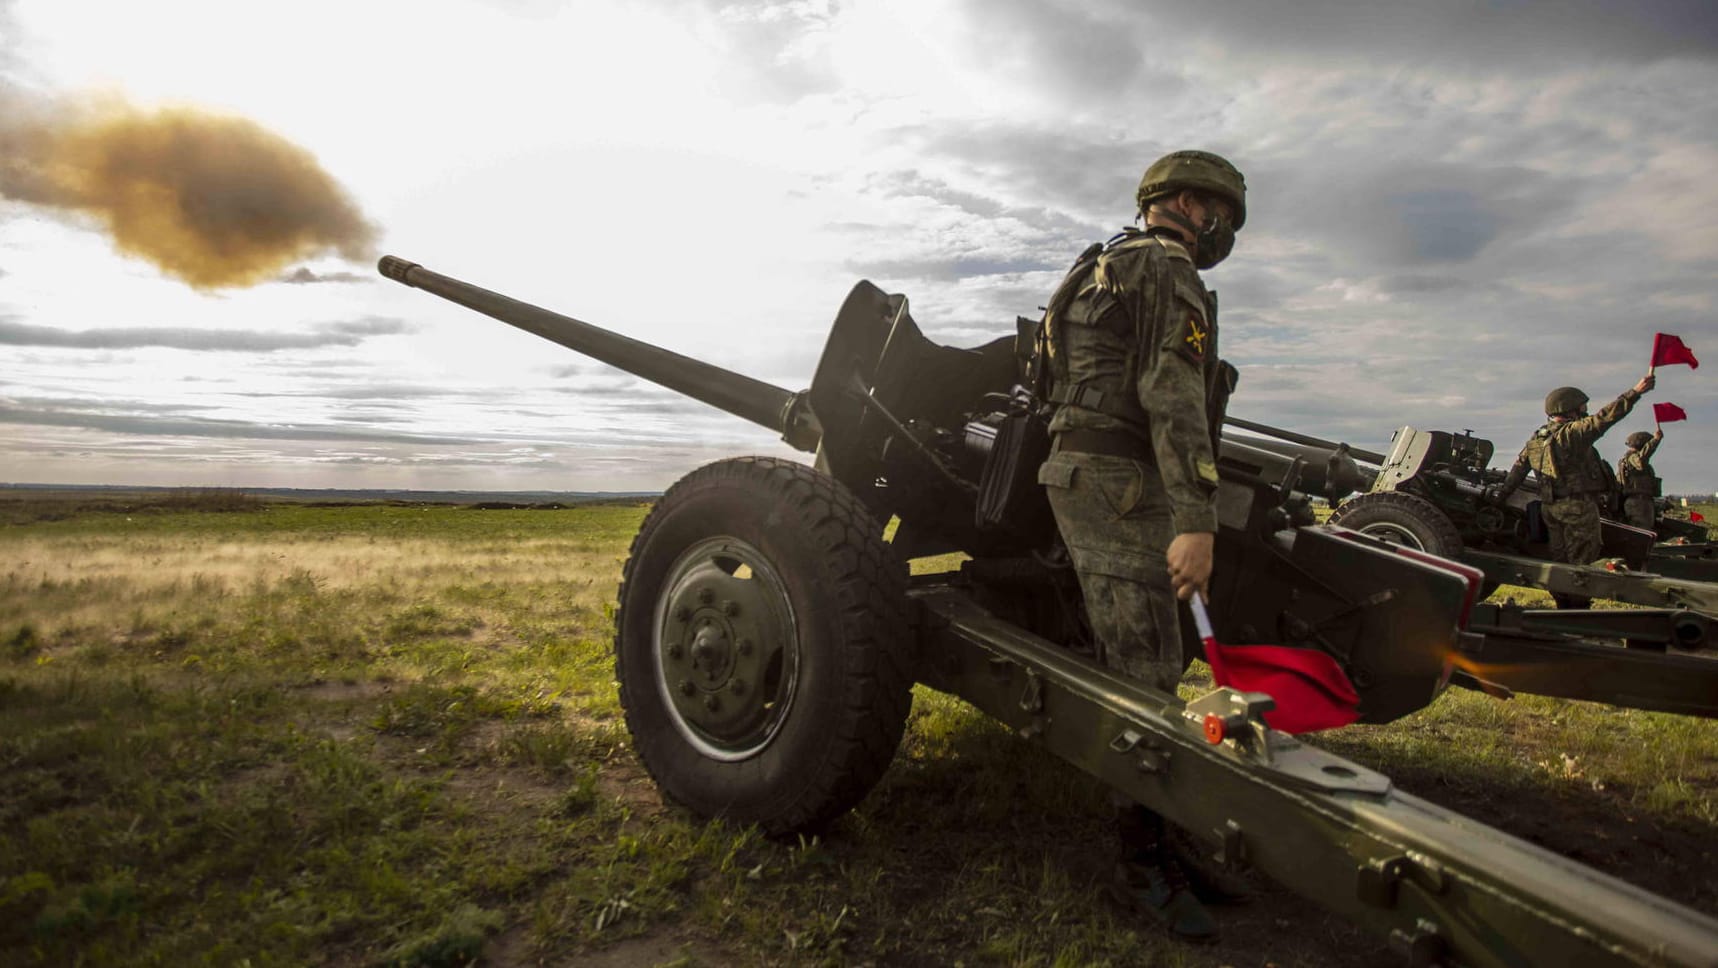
top-left (654, 537), bottom-right (798, 760)
top-left (1358, 522), bottom-right (1426, 551)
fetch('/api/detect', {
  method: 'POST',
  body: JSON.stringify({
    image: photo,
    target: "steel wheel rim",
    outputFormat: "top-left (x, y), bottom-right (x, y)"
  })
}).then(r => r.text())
top-left (1357, 521), bottom-right (1428, 551)
top-left (653, 535), bottom-right (800, 761)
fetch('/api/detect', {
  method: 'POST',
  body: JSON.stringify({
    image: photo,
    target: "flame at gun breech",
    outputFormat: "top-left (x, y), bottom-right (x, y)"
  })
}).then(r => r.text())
top-left (1438, 645), bottom-right (1525, 699)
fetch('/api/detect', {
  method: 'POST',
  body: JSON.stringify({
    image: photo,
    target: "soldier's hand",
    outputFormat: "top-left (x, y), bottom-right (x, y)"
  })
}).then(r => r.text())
top-left (1655, 427), bottom-right (1665, 440)
top-left (1167, 531), bottom-right (1214, 601)
top-left (1635, 373), bottom-right (1656, 395)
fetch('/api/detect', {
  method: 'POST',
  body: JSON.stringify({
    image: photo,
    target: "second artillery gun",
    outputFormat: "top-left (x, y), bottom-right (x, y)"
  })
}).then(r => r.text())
top-left (1317, 424), bottom-right (1717, 605)
top-left (1223, 419), bottom-right (1718, 718)
top-left (380, 255), bottom-right (1718, 967)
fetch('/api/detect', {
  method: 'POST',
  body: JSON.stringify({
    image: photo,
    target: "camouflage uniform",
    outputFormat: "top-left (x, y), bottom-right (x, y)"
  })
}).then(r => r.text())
top-left (1036, 226), bottom-right (1229, 692)
top-left (1498, 389), bottom-right (1642, 567)
top-left (1618, 436), bottom-right (1662, 531)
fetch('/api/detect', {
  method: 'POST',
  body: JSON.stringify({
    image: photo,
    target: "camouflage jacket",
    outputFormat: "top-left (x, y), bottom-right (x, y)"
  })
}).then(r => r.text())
top-left (1041, 226), bottom-right (1231, 534)
top-left (1618, 436), bottom-right (1662, 496)
top-left (1500, 390), bottom-right (1640, 500)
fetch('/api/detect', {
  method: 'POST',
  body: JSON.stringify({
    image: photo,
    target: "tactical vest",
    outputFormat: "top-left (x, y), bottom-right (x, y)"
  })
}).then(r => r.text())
top-left (1521, 424), bottom-right (1610, 498)
top-left (1618, 454), bottom-right (1661, 496)
top-left (1035, 228), bottom-right (1234, 456)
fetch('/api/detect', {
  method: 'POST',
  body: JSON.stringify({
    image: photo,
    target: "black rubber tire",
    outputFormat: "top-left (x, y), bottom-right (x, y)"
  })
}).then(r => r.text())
top-left (615, 457), bottom-right (912, 835)
top-left (1327, 491), bottom-right (1464, 558)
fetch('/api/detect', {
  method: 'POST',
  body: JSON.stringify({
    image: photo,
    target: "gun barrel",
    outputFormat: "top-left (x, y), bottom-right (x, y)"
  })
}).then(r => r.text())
top-left (379, 256), bottom-right (818, 450)
top-left (1226, 415), bottom-right (1387, 466)
top-left (1220, 433), bottom-right (1377, 502)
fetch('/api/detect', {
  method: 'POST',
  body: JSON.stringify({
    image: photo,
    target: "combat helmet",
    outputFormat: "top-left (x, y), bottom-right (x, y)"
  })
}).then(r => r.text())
top-left (1627, 431), bottom-right (1653, 449)
top-left (1544, 386), bottom-right (1589, 416)
top-left (1136, 150), bottom-right (1247, 229)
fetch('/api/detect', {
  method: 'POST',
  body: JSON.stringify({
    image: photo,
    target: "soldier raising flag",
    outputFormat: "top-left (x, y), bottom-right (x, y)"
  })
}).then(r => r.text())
top-left (1491, 372), bottom-right (1656, 607)
top-left (1618, 428), bottom-right (1665, 530)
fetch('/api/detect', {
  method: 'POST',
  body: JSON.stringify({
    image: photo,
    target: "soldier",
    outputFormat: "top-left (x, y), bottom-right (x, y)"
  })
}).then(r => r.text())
top-left (1036, 150), bottom-right (1244, 942)
top-left (1618, 428), bottom-right (1665, 530)
top-left (1492, 376), bottom-right (1656, 607)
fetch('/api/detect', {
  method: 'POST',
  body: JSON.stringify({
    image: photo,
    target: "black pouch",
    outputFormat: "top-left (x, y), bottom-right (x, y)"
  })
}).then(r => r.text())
top-left (1525, 500), bottom-right (1549, 544)
top-left (975, 408), bottom-right (1055, 539)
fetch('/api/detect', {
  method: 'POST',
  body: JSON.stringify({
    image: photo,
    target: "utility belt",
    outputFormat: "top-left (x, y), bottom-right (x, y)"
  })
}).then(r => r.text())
top-left (1550, 487), bottom-right (1605, 502)
top-left (1051, 428), bottom-right (1156, 464)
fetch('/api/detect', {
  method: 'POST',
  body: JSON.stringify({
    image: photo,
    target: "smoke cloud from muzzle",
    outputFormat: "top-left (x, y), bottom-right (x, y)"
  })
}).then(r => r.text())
top-left (0, 95), bottom-right (378, 289)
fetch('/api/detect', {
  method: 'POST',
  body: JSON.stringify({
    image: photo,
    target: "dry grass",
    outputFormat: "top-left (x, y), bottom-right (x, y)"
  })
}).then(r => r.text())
top-left (1, 499), bottom-right (1713, 968)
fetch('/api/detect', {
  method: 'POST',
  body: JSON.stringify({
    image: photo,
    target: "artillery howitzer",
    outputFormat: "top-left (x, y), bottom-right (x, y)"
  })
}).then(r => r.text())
top-left (1223, 421), bottom-right (1718, 719)
top-left (380, 256), bottom-right (1718, 967)
top-left (1317, 425), bottom-right (1718, 606)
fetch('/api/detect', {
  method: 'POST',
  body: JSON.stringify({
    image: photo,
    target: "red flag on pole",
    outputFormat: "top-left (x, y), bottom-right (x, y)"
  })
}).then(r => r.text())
top-left (1653, 402), bottom-right (1688, 423)
top-left (1190, 593), bottom-right (1360, 734)
top-left (1693, 511), bottom-right (1707, 523)
top-left (1651, 333), bottom-right (1700, 369)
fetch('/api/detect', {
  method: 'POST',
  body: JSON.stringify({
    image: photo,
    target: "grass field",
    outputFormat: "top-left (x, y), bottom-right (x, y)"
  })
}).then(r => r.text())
top-left (2, 496), bottom-right (1715, 967)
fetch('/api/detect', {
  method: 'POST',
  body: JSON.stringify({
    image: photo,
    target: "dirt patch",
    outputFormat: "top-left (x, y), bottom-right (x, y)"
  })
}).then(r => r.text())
top-left (1376, 761), bottom-right (1718, 915)
top-left (486, 924), bottom-right (733, 968)
top-left (598, 755), bottom-right (667, 821)
top-left (294, 679), bottom-right (393, 702)
top-left (288, 679), bottom-right (395, 741)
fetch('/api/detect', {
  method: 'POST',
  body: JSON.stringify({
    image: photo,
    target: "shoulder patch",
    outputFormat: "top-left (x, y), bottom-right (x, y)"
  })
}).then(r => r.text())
top-left (1162, 274), bottom-right (1211, 365)
top-left (1166, 304), bottom-right (1210, 363)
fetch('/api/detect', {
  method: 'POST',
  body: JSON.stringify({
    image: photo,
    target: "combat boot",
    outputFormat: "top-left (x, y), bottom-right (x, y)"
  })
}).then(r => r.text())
top-left (1109, 799), bottom-right (1218, 942)
top-left (1107, 850), bottom-right (1219, 943)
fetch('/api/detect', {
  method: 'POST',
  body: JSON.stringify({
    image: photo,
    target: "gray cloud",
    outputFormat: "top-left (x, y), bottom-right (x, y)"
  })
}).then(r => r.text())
top-left (952, 0), bottom-right (1186, 102)
top-left (329, 412), bottom-right (409, 424)
top-left (6, 393), bottom-right (203, 415)
top-left (322, 316), bottom-right (411, 336)
top-left (320, 383), bottom-right (443, 399)
top-left (872, 171), bottom-right (1010, 220)
top-left (539, 387), bottom-right (715, 419)
top-left (278, 266), bottom-right (370, 285)
top-left (848, 255), bottom-right (1063, 284)
top-left (0, 315), bottom-right (413, 351)
top-left (943, 0), bottom-right (1718, 80)
top-left (0, 402), bottom-right (484, 445)
top-left (1129, 0), bottom-right (1718, 65)
top-left (699, 1), bottom-right (841, 103)
top-left (883, 123), bottom-right (1166, 224)
top-left (231, 384), bottom-right (455, 404)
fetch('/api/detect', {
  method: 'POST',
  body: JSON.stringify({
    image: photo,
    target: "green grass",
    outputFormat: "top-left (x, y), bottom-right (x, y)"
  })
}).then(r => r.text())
top-left (1, 500), bottom-right (1714, 967)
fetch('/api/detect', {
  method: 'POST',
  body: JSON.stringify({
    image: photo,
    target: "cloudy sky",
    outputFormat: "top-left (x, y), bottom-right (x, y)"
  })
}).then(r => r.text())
top-left (1, 0), bottom-right (1714, 494)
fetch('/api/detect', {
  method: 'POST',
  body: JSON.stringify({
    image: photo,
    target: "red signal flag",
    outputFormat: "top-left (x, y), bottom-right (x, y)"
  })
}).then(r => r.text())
top-left (1653, 402), bottom-right (1688, 423)
top-left (1190, 594), bottom-right (1361, 734)
top-left (1694, 511), bottom-right (1707, 523)
top-left (1651, 333), bottom-right (1700, 369)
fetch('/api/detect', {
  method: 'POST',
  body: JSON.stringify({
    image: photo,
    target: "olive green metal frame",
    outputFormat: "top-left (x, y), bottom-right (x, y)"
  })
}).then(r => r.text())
top-left (1463, 549), bottom-right (1718, 614)
top-left (913, 582), bottom-right (1718, 968)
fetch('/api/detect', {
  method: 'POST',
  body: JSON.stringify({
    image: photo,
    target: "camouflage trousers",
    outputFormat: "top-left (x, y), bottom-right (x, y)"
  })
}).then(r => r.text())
top-left (1541, 495), bottom-right (1604, 566)
top-left (1622, 495), bottom-right (1656, 531)
top-left (1039, 451), bottom-right (1183, 693)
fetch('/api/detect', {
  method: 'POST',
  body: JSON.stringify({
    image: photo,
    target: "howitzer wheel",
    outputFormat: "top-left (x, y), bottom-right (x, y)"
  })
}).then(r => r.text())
top-left (1328, 491), bottom-right (1464, 558)
top-left (615, 456), bottom-right (912, 835)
